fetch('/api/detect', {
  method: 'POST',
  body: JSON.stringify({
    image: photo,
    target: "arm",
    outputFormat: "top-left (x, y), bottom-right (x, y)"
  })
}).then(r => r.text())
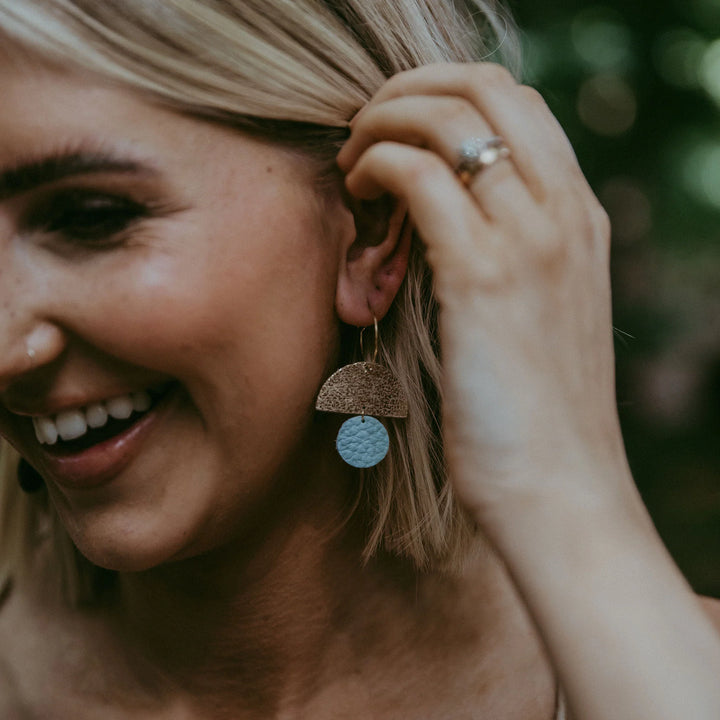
top-left (338, 62), bottom-right (720, 720)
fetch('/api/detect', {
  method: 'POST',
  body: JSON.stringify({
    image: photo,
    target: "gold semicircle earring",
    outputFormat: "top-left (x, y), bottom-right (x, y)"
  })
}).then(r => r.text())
top-left (315, 316), bottom-right (408, 468)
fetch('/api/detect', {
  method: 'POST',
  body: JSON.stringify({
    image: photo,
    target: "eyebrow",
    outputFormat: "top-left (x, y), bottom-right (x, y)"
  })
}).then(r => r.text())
top-left (0, 151), bottom-right (158, 201)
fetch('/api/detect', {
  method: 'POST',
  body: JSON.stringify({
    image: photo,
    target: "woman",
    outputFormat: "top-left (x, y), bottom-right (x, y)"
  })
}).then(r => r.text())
top-left (0, 1), bottom-right (718, 718)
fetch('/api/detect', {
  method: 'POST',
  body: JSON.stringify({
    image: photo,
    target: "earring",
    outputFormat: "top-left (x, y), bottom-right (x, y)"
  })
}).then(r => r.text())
top-left (17, 458), bottom-right (45, 493)
top-left (316, 316), bottom-right (408, 468)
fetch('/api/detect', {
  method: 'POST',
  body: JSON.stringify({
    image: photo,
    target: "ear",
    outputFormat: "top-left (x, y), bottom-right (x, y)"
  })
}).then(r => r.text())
top-left (335, 195), bottom-right (412, 327)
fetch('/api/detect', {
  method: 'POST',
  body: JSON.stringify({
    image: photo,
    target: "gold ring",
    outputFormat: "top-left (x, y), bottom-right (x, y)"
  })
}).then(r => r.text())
top-left (455, 136), bottom-right (511, 185)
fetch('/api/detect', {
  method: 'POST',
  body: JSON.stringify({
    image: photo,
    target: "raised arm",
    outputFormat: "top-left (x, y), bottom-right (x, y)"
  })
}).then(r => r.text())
top-left (337, 62), bottom-right (720, 720)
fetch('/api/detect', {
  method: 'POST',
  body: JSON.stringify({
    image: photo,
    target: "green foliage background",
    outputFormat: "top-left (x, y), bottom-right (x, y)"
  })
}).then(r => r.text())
top-left (512, 0), bottom-right (720, 593)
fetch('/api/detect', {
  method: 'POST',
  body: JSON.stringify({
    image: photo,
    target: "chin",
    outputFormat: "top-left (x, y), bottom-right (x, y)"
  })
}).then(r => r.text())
top-left (74, 539), bottom-right (175, 573)
top-left (64, 513), bottom-right (200, 574)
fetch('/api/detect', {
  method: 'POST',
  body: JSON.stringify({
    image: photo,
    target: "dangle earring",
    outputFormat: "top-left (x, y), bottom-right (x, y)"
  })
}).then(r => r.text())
top-left (316, 316), bottom-right (408, 468)
top-left (17, 458), bottom-right (45, 494)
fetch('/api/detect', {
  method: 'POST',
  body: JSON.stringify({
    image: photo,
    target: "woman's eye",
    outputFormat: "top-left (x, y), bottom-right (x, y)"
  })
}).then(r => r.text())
top-left (25, 189), bottom-right (150, 245)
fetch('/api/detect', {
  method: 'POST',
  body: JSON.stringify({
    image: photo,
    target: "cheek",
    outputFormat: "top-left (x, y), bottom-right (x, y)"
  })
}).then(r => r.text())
top-left (68, 209), bottom-right (341, 407)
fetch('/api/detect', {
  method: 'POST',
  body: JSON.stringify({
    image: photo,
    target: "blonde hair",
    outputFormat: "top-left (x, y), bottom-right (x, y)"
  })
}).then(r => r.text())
top-left (0, 0), bottom-right (520, 602)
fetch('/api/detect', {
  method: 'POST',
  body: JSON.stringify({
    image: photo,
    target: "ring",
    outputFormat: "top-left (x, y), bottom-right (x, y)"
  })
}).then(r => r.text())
top-left (455, 136), bottom-right (511, 185)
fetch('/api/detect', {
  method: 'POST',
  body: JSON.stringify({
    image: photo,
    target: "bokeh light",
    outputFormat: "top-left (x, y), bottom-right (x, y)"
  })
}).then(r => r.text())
top-left (571, 6), bottom-right (634, 72)
top-left (699, 37), bottom-right (720, 103)
top-left (577, 74), bottom-right (637, 135)
top-left (653, 28), bottom-right (707, 88)
top-left (680, 139), bottom-right (720, 207)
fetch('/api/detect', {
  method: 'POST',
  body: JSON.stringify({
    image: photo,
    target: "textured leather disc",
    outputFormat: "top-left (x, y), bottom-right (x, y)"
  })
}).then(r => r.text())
top-left (336, 415), bottom-right (389, 468)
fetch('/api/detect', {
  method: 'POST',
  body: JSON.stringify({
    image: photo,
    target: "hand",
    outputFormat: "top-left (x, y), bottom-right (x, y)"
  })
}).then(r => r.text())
top-left (339, 66), bottom-right (720, 720)
top-left (337, 63), bottom-right (627, 528)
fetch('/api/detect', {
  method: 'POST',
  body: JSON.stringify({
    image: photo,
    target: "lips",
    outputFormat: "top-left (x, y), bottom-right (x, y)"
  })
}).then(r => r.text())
top-left (31, 383), bottom-right (171, 452)
top-left (28, 383), bottom-right (180, 490)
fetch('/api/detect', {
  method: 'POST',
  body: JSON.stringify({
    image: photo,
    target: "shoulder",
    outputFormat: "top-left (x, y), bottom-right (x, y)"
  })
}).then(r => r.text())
top-left (700, 595), bottom-right (720, 634)
top-left (0, 571), bottom-right (87, 717)
top-left (0, 572), bottom-right (107, 718)
top-left (0, 579), bottom-right (32, 717)
top-left (0, 567), bottom-right (169, 720)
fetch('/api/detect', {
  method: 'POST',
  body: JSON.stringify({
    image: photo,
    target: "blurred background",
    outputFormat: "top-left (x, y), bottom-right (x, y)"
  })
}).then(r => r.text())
top-left (512, 0), bottom-right (720, 594)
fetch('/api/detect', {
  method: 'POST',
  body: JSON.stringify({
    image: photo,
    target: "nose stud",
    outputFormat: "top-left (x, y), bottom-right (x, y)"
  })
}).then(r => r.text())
top-left (22, 324), bottom-right (65, 368)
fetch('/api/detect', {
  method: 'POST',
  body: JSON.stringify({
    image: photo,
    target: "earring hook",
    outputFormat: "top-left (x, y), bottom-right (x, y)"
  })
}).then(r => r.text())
top-left (359, 315), bottom-right (379, 363)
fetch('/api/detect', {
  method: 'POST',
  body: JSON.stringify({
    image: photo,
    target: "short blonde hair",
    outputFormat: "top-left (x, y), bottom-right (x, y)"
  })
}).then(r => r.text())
top-left (0, 0), bottom-right (520, 603)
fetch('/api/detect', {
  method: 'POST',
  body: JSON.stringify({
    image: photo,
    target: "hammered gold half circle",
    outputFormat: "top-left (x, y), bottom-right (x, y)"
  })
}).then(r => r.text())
top-left (315, 362), bottom-right (408, 418)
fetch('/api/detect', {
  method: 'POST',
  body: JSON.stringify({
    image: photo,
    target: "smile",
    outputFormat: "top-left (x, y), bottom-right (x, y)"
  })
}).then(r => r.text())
top-left (30, 384), bottom-right (171, 448)
top-left (22, 382), bottom-right (181, 491)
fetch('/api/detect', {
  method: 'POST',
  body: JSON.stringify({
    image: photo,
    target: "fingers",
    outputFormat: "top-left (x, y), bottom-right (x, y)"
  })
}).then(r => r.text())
top-left (338, 93), bottom-right (535, 223)
top-left (338, 62), bottom-right (608, 288)
top-left (339, 63), bottom-right (587, 203)
top-left (345, 141), bottom-right (487, 267)
top-left (343, 139), bottom-right (559, 296)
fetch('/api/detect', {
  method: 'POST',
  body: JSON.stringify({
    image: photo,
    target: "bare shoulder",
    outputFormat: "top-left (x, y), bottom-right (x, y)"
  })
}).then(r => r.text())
top-left (0, 578), bottom-right (32, 717)
top-left (0, 568), bottom-right (177, 719)
top-left (700, 595), bottom-right (720, 634)
top-left (0, 570), bottom-right (102, 718)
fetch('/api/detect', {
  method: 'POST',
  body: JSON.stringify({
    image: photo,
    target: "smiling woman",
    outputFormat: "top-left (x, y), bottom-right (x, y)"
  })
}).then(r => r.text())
top-left (0, 2), bottom-right (719, 720)
top-left (0, 2), bottom-right (516, 589)
top-left (0, 74), bottom-right (358, 576)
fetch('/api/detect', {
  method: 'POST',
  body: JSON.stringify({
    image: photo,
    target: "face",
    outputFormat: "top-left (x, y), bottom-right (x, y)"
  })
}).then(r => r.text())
top-left (0, 63), bottom-right (353, 571)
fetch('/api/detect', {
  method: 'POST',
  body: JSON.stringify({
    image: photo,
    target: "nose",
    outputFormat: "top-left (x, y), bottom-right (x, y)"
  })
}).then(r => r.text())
top-left (0, 319), bottom-right (66, 394)
top-left (0, 210), bottom-right (69, 398)
top-left (0, 213), bottom-right (68, 393)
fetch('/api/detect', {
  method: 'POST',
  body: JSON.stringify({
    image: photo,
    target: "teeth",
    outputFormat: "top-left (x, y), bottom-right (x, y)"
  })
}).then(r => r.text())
top-left (106, 395), bottom-right (134, 420)
top-left (86, 403), bottom-right (108, 429)
top-left (31, 388), bottom-right (158, 446)
top-left (132, 391), bottom-right (151, 413)
top-left (32, 416), bottom-right (59, 446)
top-left (56, 409), bottom-right (88, 441)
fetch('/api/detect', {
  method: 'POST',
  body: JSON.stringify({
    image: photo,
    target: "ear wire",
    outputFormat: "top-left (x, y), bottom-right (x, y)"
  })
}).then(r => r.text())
top-left (359, 315), bottom-right (379, 363)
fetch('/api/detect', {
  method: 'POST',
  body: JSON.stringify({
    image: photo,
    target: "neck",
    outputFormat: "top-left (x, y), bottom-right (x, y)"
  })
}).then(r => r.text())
top-left (106, 451), bottom-right (551, 718)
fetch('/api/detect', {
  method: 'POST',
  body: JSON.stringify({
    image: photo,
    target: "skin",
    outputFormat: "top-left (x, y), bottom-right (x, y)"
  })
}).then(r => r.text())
top-left (0, 63), bottom-right (553, 719)
top-left (338, 64), bottom-right (720, 719)
top-left (0, 72), bottom-right (352, 573)
top-left (0, 60), bottom-right (719, 719)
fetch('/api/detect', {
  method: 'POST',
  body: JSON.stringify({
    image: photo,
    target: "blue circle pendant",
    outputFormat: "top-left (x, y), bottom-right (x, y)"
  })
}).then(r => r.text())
top-left (336, 416), bottom-right (389, 468)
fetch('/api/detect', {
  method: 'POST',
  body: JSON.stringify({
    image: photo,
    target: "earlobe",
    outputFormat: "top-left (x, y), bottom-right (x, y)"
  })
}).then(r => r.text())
top-left (335, 198), bottom-right (412, 327)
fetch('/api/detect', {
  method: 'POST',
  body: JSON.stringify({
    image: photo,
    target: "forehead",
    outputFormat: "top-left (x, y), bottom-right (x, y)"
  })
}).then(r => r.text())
top-left (0, 62), bottom-right (316, 198)
top-left (0, 64), bottom-right (199, 160)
